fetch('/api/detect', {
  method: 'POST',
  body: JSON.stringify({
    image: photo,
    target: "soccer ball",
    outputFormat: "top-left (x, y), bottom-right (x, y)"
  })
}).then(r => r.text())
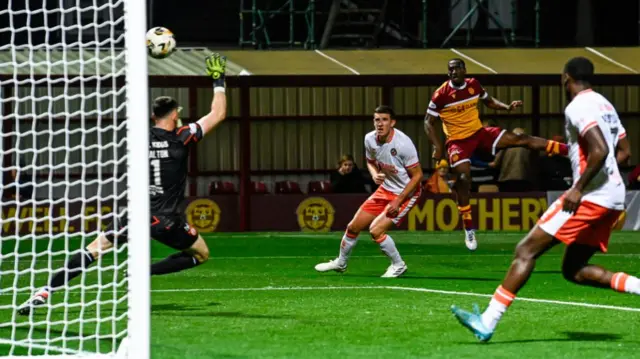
top-left (146, 27), bottom-right (176, 59)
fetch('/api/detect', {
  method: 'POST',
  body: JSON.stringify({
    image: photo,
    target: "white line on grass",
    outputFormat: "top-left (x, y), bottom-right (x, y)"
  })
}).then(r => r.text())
top-left (450, 48), bottom-right (498, 74)
top-left (314, 49), bottom-right (360, 75)
top-left (151, 285), bottom-right (640, 313)
top-left (585, 47), bottom-right (639, 74)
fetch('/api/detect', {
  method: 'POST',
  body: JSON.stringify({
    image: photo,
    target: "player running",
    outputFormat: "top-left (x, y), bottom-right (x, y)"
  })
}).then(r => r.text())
top-left (451, 57), bottom-right (636, 342)
top-left (315, 106), bottom-right (423, 278)
top-left (17, 53), bottom-right (228, 315)
top-left (424, 58), bottom-right (569, 250)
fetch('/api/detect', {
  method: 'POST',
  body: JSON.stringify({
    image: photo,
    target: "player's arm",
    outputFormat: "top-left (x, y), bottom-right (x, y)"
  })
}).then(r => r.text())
top-left (616, 134), bottom-right (631, 166)
top-left (477, 80), bottom-right (522, 111)
top-left (424, 94), bottom-right (445, 160)
top-left (397, 165), bottom-right (423, 203)
top-left (563, 126), bottom-right (610, 213)
top-left (196, 53), bottom-right (228, 136)
top-left (364, 140), bottom-right (385, 185)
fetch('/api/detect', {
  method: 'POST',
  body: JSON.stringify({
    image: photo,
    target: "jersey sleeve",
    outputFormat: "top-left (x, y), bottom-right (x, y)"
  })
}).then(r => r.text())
top-left (400, 141), bottom-right (420, 169)
top-left (471, 78), bottom-right (489, 100)
top-left (566, 105), bottom-right (600, 137)
top-left (618, 122), bottom-right (627, 140)
top-left (426, 90), bottom-right (446, 117)
top-left (176, 123), bottom-right (204, 147)
top-left (364, 137), bottom-right (376, 164)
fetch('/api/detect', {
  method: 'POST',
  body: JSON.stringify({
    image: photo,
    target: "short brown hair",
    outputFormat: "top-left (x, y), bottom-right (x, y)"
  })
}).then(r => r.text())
top-left (152, 96), bottom-right (180, 118)
top-left (338, 154), bottom-right (354, 166)
top-left (374, 105), bottom-right (395, 118)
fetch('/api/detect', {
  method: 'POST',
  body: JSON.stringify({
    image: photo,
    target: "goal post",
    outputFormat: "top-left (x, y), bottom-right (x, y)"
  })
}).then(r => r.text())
top-left (0, 0), bottom-right (150, 358)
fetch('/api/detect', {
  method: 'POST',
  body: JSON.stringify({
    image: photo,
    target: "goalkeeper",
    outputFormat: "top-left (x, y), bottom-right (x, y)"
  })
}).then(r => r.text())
top-left (18, 53), bottom-right (228, 315)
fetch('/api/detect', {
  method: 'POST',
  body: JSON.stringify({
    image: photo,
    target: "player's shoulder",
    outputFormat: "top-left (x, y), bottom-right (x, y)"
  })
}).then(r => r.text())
top-left (565, 90), bottom-right (598, 115)
top-left (392, 129), bottom-right (416, 146)
top-left (432, 81), bottom-right (450, 97)
top-left (364, 130), bottom-right (377, 144)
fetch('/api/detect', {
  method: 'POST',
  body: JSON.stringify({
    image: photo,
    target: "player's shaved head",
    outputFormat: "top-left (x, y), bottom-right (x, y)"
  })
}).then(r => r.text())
top-left (448, 58), bottom-right (466, 69)
top-left (563, 57), bottom-right (594, 84)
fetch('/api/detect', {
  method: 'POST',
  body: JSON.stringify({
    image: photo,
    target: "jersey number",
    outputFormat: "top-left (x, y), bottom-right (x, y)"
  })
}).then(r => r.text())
top-left (151, 159), bottom-right (162, 186)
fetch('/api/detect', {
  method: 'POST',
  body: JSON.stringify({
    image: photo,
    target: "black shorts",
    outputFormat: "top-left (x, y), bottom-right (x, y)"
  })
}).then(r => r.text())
top-left (104, 213), bottom-right (199, 251)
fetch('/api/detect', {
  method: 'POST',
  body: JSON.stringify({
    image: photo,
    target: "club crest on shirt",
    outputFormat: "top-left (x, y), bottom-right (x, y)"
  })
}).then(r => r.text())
top-left (468, 87), bottom-right (475, 95)
top-left (390, 148), bottom-right (397, 156)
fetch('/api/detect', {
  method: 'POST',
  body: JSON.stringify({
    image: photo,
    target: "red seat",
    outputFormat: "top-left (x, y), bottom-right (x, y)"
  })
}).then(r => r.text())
top-left (208, 181), bottom-right (236, 195)
top-left (275, 181), bottom-right (302, 194)
top-left (308, 181), bottom-right (331, 194)
top-left (251, 181), bottom-right (269, 194)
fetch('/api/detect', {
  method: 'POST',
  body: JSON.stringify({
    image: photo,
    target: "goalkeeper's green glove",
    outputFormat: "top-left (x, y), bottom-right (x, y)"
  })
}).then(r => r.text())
top-left (205, 53), bottom-right (227, 88)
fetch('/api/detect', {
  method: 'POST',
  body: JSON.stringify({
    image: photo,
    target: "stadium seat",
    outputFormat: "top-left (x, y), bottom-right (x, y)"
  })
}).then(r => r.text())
top-left (275, 181), bottom-right (303, 194)
top-left (251, 181), bottom-right (269, 194)
top-left (208, 181), bottom-right (237, 195)
top-left (308, 181), bottom-right (332, 194)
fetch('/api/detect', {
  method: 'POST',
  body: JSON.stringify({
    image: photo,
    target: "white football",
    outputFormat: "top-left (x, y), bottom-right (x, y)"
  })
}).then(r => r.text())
top-left (146, 27), bottom-right (176, 59)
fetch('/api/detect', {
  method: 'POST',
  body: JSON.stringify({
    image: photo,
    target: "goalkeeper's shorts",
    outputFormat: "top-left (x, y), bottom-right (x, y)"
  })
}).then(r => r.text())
top-left (104, 214), bottom-right (199, 251)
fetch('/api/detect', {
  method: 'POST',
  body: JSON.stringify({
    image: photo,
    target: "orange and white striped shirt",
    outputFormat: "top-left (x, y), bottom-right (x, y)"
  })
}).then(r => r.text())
top-left (564, 89), bottom-right (626, 210)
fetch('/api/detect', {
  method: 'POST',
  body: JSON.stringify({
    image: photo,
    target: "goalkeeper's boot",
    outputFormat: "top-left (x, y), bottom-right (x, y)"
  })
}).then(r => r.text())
top-left (451, 303), bottom-right (493, 342)
top-left (17, 289), bottom-right (49, 316)
top-left (314, 259), bottom-right (347, 273)
top-left (465, 229), bottom-right (478, 251)
top-left (381, 261), bottom-right (407, 278)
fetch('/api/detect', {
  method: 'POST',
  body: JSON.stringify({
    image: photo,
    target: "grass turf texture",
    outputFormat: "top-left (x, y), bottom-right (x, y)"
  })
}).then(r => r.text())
top-left (1, 231), bottom-right (640, 358)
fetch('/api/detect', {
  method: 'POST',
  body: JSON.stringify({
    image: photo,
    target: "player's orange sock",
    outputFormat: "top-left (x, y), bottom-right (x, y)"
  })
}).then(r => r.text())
top-left (481, 285), bottom-right (516, 331)
top-left (611, 272), bottom-right (640, 295)
top-left (337, 230), bottom-right (359, 266)
top-left (545, 140), bottom-right (568, 156)
top-left (458, 205), bottom-right (474, 230)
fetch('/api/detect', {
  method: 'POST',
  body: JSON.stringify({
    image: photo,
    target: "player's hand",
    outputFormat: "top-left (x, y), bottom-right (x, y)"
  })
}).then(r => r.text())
top-left (432, 145), bottom-right (444, 161)
top-left (508, 100), bottom-right (523, 111)
top-left (386, 198), bottom-right (402, 218)
top-left (373, 173), bottom-right (386, 185)
top-left (205, 53), bottom-right (227, 86)
top-left (562, 187), bottom-right (583, 214)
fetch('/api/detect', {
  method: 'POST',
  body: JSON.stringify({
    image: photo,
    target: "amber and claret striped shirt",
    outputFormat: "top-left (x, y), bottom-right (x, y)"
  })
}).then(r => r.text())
top-left (426, 78), bottom-right (489, 141)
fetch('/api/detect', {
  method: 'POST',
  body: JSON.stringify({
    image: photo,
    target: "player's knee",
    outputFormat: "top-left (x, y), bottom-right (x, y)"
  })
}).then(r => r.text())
top-left (456, 173), bottom-right (471, 189)
top-left (346, 222), bottom-right (362, 236)
top-left (514, 240), bottom-right (536, 261)
top-left (194, 245), bottom-right (210, 264)
top-left (561, 262), bottom-right (582, 283)
top-left (369, 226), bottom-right (385, 243)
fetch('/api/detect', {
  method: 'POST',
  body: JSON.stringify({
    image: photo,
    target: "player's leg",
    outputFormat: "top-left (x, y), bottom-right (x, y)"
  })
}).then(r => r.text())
top-left (369, 214), bottom-right (407, 278)
top-left (314, 207), bottom-right (377, 272)
top-left (150, 216), bottom-right (209, 276)
top-left (17, 233), bottom-right (115, 315)
top-left (450, 160), bottom-right (477, 250)
top-left (450, 226), bottom-right (558, 341)
top-left (494, 128), bottom-right (568, 156)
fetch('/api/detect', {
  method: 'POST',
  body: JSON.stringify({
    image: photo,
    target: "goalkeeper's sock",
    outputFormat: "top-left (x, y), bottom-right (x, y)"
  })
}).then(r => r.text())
top-left (47, 249), bottom-right (95, 293)
top-left (151, 252), bottom-right (201, 276)
top-left (481, 285), bottom-right (515, 331)
top-left (337, 230), bottom-right (359, 267)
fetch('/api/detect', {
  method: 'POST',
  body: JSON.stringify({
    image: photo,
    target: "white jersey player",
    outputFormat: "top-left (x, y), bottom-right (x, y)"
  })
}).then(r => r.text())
top-left (315, 105), bottom-right (423, 278)
top-left (452, 57), bottom-right (638, 343)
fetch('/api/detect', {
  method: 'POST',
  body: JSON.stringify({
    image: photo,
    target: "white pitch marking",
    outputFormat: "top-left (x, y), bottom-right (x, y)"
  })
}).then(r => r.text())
top-left (314, 49), bottom-right (360, 75)
top-left (450, 48), bottom-right (498, 74)
top-left (585, 47), bottom-right (639, 74)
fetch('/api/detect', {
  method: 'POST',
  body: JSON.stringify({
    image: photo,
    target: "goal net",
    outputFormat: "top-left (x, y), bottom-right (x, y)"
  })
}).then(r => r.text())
top-left (0, 1), bottom-right (149, 358)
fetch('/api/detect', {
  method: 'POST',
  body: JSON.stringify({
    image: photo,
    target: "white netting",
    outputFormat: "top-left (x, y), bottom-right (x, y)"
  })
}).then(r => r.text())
top-left (0, 0), bottom-right (133, 357)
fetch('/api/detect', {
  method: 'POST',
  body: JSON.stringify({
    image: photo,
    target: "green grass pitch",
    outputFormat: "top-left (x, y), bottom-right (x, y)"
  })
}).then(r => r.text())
top-left (2, 231), bottom-right (640, 358)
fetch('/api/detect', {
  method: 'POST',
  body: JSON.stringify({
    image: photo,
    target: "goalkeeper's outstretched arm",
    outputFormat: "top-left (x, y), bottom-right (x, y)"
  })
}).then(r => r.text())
top-left (197, 53), bottom-right (228, 135)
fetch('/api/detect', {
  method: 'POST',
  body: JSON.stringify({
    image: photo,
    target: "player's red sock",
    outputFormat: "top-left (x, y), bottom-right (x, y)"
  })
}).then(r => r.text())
top-left (458, 205), bottom-right (474, 230)
top-left (481, 285), bottom-right (516, 331)
top-left (545, 140), bottom-right (568, 156)
top-left (611, 272), bottom-right (640, 295)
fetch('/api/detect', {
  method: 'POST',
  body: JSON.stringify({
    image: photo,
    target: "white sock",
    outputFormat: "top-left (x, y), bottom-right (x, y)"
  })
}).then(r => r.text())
top-left (481, 286), bottom-right (515, 331)
top-left (625, 276), bottom-right (640, 295)
top-left (379, 235), bottom-right (403, 265)
top-left (481, 299), bottom-right (508, 331)
top-left (337, 233), bottom-right (358, 266)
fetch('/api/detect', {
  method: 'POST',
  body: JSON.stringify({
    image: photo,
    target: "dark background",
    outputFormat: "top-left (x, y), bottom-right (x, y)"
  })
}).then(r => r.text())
top-left (2, 0), bottom-right (639, 48)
